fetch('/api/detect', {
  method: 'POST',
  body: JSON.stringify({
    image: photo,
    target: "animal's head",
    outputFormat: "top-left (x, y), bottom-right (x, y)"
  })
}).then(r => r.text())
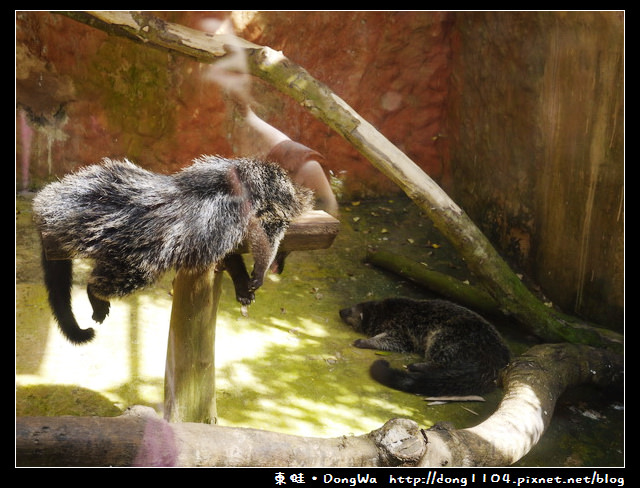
top-left (339, 298), bottom-right (413, 335)
top-left (339, 302), bottom-right (371, 332)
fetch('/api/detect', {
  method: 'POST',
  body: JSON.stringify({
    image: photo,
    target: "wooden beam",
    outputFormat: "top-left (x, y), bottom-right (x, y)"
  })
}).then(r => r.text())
top-left (160, 210), bottom-right (338, 423)
top-left (41, 210), bottom-right (340, 260)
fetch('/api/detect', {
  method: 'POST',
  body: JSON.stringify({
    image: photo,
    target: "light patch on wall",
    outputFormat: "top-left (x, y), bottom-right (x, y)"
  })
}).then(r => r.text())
top-left (381, 91), bottom-right (403, 111)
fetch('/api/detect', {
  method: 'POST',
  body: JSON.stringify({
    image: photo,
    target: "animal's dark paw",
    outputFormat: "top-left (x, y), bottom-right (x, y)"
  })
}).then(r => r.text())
top-left (270, 251), bottom-right (289, 274)
top-left (88, 287), bottom-right (110, 323)
top-left (232, 278), bottom-right (255, 304)
top-left (369, 359), bottom-right (391, 377)
top-left (91, 300), bottom-right (110, 323)
top-left (248, 276), bottom-right (263, 292)
top-left (235, 291), bottom-right (255, 306)
top-left (407, 362), bottom-right (431, 373)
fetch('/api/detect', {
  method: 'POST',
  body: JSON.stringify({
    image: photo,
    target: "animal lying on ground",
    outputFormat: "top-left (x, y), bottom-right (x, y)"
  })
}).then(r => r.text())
top-left (33, 155), bottom-right (313, 344)
top-left (339, 297), bottom-right (511, 397)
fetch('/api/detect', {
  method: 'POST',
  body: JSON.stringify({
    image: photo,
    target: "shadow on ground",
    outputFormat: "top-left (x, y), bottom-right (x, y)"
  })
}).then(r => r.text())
top-left (15, 193), bottom-right (623, 466)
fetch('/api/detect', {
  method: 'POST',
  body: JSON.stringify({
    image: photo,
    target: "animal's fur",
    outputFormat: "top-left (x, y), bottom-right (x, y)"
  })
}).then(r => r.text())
top-left (339, 298), bottom-right (511, 397)
top-left (33, 155), bottom-right (313, 344)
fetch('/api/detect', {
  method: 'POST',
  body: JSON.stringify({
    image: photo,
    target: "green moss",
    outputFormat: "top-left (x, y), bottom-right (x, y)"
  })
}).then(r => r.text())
top-left (15, 194), bottom-right (623, 466)
top-left (16, 385), bottom-right (122, 417)
top-left (81, 40), bottom-right (177, 159)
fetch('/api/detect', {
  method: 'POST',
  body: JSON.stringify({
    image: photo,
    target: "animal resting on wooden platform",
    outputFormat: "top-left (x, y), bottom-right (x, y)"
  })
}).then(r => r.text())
top-left (33, 156), bottom-right (316, 345)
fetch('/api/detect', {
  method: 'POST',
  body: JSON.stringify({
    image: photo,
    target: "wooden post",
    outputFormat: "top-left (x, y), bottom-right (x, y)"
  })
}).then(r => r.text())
top-left (162, 210), bottom-right (339, 423)
top-left (164, 266), bottom-right (223, 424)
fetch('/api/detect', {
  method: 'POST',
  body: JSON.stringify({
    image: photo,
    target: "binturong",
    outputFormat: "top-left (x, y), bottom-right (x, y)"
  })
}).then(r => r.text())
top-left (32, 155), bottom-right (314, 344)
top-left (339, 298), bottom-right (511, 398)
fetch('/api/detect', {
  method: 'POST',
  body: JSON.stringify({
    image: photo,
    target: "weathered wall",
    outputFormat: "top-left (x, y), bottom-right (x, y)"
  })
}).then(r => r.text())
top-left (16, 11), bottom-right (452, 198)
top-left (227, 11), bottom-right (454, 197)
top-left (448, 12), bottom-right (624, 328)
top-left (16, 11), bottom-right (233, 183)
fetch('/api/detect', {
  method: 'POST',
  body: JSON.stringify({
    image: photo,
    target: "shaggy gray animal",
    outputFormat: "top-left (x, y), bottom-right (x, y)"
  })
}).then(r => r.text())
top-left (339, 298), bottom-right (511, 397)
top-left (33, 155), bottom-right (313, 344)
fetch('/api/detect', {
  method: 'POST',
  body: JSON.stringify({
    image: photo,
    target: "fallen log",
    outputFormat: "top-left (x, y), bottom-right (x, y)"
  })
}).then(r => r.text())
top-left (16, 344), bottom-right (622, 467)
top-left (365, 248), bottom-right (500, 315)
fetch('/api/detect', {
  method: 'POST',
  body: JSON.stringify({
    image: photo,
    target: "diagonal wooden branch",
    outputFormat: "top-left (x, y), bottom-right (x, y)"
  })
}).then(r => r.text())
top-left (57, 11), bottom-right (622, 353)
top-left (16, 343), bottom-right (622, 467)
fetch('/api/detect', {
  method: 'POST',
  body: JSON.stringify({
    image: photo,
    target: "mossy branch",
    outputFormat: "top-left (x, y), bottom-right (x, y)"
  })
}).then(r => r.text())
top-left (58, 11), bottom-right (622, 353)
top-left (365, 248), bottom-right (501, 315)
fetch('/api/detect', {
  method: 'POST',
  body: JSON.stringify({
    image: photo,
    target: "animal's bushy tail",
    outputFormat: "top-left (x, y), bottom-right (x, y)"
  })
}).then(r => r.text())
top-left (370, 359), bottom-right (498, 397)
top-left (41, 249), bottom-right (95, 344)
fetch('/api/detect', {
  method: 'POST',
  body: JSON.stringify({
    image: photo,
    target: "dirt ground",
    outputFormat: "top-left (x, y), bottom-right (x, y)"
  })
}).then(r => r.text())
top-left (15, 193), bottom-right (623, 466)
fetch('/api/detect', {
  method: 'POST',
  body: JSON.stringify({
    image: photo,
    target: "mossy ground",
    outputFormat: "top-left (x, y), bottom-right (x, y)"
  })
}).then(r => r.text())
top-left (15, 193), bottom-right (623, 466)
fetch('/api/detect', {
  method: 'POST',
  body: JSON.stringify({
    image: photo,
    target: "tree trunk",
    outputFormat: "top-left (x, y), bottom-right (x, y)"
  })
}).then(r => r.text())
top-left (16, 343), bottom-right (622, 467)
top-left (58, 11), bottom-right (622, 353)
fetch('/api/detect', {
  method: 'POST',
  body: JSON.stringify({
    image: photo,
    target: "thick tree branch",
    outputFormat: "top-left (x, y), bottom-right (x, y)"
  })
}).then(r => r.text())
top-left (57, 11), bottom-right (622, 353)
top-left (421, 343), bottom-right (623, 466)
top-left (16, 343), bottom-right (622, 467)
